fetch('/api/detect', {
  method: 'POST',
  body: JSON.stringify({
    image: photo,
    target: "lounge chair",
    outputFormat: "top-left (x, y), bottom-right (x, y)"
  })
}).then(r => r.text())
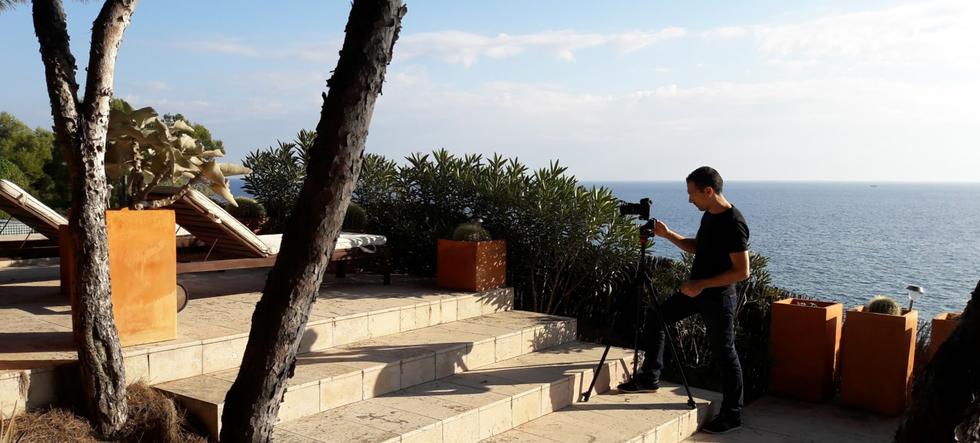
top-left (152, 188), bottom-right (390, 284)
top-left (0, 179), bottom-right (67, 258)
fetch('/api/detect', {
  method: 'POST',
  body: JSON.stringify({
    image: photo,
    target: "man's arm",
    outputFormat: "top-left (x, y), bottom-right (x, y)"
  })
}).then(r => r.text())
top-left (681, 251), bottom-right (751, 297)
top-left (653, 220), bottom-right (697, 254)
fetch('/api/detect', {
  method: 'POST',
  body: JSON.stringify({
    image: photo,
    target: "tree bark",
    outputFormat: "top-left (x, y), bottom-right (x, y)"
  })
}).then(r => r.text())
top-left (219, 1), bottom-right (406, 441)
top-left (32, 0), bottom-right (137, 438)
top-left (895, 280), bottom-right (980, 442)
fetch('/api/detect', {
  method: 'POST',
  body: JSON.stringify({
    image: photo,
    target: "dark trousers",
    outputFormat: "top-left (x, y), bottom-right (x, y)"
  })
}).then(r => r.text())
top-left (639, 290), bottom-right (743, 418)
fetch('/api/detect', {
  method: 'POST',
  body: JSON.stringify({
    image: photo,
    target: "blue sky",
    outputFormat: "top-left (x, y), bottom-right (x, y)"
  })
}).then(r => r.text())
top-left (2, 0), bottom-right (977, 182)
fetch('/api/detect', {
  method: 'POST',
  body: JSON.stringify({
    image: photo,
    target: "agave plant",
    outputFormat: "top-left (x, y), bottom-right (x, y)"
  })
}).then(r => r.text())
top-left (106, 103), bottom-right (251, 209)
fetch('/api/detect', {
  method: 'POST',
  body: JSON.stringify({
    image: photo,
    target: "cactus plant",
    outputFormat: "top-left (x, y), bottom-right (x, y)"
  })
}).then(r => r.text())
top-left (106, 103), bottom-right (251, 209)
top-left (452, 221), bottom-right (491, 242)
top-left (342, 202), bottom-right (368, 231)
top-left (868, 295), bottom-right (901, 315)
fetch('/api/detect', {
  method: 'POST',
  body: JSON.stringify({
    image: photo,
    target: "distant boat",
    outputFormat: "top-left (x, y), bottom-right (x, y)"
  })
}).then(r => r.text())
top-left (870, 184), bottom-right (879, 188)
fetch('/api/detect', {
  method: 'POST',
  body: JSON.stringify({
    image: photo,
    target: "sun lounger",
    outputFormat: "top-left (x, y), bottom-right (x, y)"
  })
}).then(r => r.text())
top-left (0, 179), bottom-right (67, 258)
top-left (152, 187), bottom-right (390, 283)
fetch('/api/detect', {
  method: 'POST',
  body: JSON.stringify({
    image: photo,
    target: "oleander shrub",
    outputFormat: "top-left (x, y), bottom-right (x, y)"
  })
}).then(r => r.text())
top-left (354, 150), bottom-right (639, 316)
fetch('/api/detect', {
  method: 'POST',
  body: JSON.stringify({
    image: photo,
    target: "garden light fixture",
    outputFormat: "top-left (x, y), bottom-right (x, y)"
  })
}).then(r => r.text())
top-left (905, 284), bottom-right (924, 311)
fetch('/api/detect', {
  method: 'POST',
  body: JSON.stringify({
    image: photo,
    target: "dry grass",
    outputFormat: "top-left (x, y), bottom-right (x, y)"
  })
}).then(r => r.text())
top-left (1, 382), bottom-right (208, 443)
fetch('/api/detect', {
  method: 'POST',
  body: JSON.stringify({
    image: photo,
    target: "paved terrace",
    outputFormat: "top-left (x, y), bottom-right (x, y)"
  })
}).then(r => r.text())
top-left (1, 265), bottom-right (903, 442)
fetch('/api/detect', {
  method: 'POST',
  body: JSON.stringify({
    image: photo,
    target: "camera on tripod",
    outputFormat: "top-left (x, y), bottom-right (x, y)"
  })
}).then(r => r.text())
top-left (584, 196), bottom-right (697, 408)
top-left (619, 198), bottom-right (657, 233)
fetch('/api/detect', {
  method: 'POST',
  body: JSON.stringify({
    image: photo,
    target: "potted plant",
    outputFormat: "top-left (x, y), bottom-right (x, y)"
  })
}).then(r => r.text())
top-left (839, 295), bottom-right (918, 415)
top-left (769, 298), bottom-right (843, 402)
top-left (436, 219), bottom-right (506, 292)
top-left (928, 312), bottom-right (960, 361)
top-left (60, 104), bottom-right (250, 346)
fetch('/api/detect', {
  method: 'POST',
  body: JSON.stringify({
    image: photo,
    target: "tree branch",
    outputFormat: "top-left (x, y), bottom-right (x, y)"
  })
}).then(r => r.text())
top-left (31, 0), bottom-right (81, 175)
top-left (80, 0), bottom-right (137, 151)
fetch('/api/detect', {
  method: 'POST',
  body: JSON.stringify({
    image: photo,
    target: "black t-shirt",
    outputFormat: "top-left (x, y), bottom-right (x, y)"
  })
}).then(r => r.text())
top-left (691, 206), bottom-right (750, 293)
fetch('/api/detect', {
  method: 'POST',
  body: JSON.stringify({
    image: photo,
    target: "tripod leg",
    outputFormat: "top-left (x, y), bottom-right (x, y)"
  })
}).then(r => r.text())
top-left (580, 344), bottom-right (611, 402)
top-left (644, 281), bottom-right (698, 410)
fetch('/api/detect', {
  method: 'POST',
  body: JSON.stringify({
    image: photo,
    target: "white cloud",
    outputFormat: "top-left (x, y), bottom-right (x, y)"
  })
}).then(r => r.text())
top-left (707, 0), bottom-right (980, 69)
top-left (395, 27), bottom-right (687, 66)
top-left (174, 38), bottom-right (343, 63)
top-left (187, 39), bottom-right (260, 57)
top-left (703, 26), bottom-right (749, 39)
top-left (366, 72), bottom-right (979, 182)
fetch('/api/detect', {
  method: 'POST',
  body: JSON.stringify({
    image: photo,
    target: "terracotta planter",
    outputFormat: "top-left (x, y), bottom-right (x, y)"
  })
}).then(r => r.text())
top-left (769, 298), bottom-right (843, 402)
top-left (928, 312), bottom-right (960, 361)
top-left (60, 209), bottom-right (177, 347)
top-left (436, 239), bottom-right (506, 292)
top-left (839, 306), bottom-right (917, 415)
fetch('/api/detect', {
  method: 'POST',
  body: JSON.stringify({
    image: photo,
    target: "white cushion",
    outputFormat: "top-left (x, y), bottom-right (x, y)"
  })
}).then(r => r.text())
top-left (0, 179), bottom-right (67, 237)
top-left (183, 189), bottom-right (272, 256)
top-left (257, 232), bottom-right (386, 255)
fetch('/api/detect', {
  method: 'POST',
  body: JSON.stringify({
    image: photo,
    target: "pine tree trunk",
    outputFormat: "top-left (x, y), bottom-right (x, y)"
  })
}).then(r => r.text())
top-left (32, 0), bottom-right (137, 437)
top-left (895, 280), bottom-right (980, 442)
top-left (219, 1), bottom-right (406, 441)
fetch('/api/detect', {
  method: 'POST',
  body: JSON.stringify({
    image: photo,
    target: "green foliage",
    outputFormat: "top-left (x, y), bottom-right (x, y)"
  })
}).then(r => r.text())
top-left (355, 149), bottom-right (639, 315)
top-left (868, 295), bottom-right (901, 315)
top-left (226, 197), bottom-right (266, 231)
top-left (343, 202), bottom-right (368, 232)
top-left (106, 101), bottom-right (250, 208)
top-left (0, 112), bottom-right (68, 208)
top-left (240, 131), bottom-right (316, 232)
top-left (0, 158), bottom-right (29, 188)
top-left (162, 112), bottom-right (224, 153)
top-left (451, 222), bottom-right (491, 241)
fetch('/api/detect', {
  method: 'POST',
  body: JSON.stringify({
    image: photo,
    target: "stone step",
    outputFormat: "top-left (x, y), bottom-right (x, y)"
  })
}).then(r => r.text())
top-left (483, 384), bottom-right (721, 443)
top-left (270, 341), bottom-right (645, 443)
top-left (124, 283), bottom-right (514, 386)
top-left (155, 310), bottom-right (576, 439)
top-left (0, 271), bottom-right (513, 417)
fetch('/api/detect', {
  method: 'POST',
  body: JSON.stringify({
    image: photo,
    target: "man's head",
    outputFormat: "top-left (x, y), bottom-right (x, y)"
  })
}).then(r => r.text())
top-left (686, 166), bottom-right (724, 211)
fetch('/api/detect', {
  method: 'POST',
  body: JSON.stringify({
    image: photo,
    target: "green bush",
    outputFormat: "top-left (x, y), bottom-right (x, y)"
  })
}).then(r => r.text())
top-left (226, 197), bottom-right (267, 231)
top-left (343, 202), bottom-right (368, 232)
top-left (0, 158), bottom-right (30, 188)
top-left (355, 149), bottom-right (639, 315)
top-left (241, 141), bottom-right (305, 231)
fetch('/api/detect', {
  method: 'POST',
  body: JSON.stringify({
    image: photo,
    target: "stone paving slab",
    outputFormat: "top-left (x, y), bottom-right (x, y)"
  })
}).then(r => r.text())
top-left (156, 311), bottom-right (574, 439)
top-left (486, 384), bottom-right (720, 443)
top-left (272, 341), bottom-right (639, 443)
top-left (684, 395), bottom-right (901, 443)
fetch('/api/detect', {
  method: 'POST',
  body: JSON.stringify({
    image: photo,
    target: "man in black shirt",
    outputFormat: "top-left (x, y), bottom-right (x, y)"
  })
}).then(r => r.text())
top-left (618, 166), bottom-right (750, 435)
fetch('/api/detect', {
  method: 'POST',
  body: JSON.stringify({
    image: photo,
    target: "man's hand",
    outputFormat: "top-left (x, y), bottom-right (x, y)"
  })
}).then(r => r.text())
top-left (652, 220), bottom-right (670, 237)
top-left (681, 280), bottom-right (703, 297)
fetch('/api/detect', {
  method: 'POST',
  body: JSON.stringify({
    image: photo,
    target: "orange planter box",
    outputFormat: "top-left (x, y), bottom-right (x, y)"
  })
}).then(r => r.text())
top-left (436, 239), bottom-right (506, 292)
top-left (839, 306), bottom-right (917, 416)
top-left (60, 209), bottom-right (177, 347)
top-left (769, 298), bottom-right (843, 402)
top-left (928, 312), bottom-right (960, 361)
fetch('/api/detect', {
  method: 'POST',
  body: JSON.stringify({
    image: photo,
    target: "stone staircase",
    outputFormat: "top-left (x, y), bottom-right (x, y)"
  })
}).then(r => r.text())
top-left (150, 274), bottom-right (720, 442)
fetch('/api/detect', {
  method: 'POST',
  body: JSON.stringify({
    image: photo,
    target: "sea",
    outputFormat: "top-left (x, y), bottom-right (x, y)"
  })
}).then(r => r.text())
top-left (230, 178), bottom-right (979, 320)
top-left (588, 181), bottom-right (980, 321)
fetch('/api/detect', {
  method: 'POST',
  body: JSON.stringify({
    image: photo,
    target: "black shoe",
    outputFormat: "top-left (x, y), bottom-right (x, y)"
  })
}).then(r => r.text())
top-left (616, 374), bottom-right (660, 393)
top-left (701, 414), bottom-right (742, 434)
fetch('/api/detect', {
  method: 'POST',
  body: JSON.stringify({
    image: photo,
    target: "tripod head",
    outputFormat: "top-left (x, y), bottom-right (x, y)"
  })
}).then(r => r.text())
top-left (619, 198), bottom-right (657, 246)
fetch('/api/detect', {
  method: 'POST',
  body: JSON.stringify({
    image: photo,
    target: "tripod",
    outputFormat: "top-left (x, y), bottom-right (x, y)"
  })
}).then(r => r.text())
top-left (580, 220), bottom-right (697, 409)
